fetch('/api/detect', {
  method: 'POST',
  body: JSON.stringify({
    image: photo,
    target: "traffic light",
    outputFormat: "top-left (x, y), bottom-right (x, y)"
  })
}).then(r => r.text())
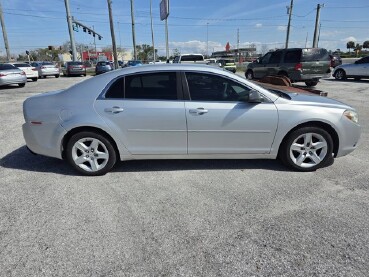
top-left (83, 27), bottom-right (86, 32)
top-left (26, 50), bottom-right (29, 55)
top-left (98, 36), bottom-right (101, 40)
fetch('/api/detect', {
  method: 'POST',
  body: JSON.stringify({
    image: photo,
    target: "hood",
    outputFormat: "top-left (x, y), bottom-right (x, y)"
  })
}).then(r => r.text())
top-left (284, 92), bottom-right (353, 110)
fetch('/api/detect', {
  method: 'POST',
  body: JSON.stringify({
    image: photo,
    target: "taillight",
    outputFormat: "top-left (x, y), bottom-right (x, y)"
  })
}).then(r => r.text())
top-left (294, 63), bottom-right (302, 71)
top-left (32, 68), bottom-right (37, 71)
top-left (41, 66), bottom-right (46, 69)
top-left (20, 71), bottom-right (26, 75)
top-left (0, 73), bottom-right (6, 77)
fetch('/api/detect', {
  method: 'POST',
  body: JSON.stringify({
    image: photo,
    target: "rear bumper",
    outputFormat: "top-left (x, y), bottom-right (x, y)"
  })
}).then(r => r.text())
top-left (40, 70), bottom-right (60, 76)
top-left (0, 75), bottom-right (27, 86)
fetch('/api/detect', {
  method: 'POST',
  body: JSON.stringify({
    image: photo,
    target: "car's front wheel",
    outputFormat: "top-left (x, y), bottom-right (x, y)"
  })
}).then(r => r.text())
top-left (66, 131), bottom-right (117, 176)
top-left (55, 74), bottom-right (60, 78)
top-left (245, 70), bottom-right (254, 80)
top-left (334, 69), bottom-right (346, 80)
top-left (279, 127), bottom-right (333, 171)
top-left (305, 80), bottom-right (318, 87)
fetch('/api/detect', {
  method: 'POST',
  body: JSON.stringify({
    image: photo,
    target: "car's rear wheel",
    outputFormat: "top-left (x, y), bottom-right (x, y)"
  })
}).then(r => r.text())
top-left (305, 80), bottom-right (318, 87)
top-left (55, 74), bottom-right (60, 78)
top-left (245, 70), bottom-right (254, 80)
top-left (334, 69), bottom-right (346, 80)
top-left (18, 83), bottom-right (26, 87)
top-left (32, 77), bottom-right (38, 82)
top-left (279, 127), bottom-right (333, 172)
top-left (66, 131), bottom-right (117, 176)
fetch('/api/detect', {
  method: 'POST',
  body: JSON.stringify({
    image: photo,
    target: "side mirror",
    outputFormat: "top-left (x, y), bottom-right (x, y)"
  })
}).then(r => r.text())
top-left (248, 90), bottom-right (263, 103)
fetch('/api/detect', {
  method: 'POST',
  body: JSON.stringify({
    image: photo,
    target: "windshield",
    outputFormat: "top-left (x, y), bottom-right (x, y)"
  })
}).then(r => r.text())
top-left (267, 89), bottom-right (292, 100)
top-left (181, 55), bottom-right (204, 61)
top-left (68, 62), bottom-right (83, 65)
top-left (14, 63), bottom-right (30, 67)
top-left (0, 64), bottom-right (16, 70)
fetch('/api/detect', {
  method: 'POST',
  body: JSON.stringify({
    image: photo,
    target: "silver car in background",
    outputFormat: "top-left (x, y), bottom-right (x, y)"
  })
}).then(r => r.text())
top-left (22, 64), bottom-right (361, 175)
top-left (31, 61), bottom-right (60, 78)
top-left (0, 63), bottom-right (27, 87)
top-left (333, 56), bottom-right (369, 80)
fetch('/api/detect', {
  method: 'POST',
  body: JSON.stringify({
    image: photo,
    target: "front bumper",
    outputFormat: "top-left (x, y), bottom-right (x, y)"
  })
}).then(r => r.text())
top-left (336, 118), bottom-right (361, 158)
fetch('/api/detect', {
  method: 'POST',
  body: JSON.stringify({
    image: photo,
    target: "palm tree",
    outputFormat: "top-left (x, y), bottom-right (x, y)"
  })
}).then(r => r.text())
top-left (346, 41), bottom-right (355, 54)
top-left (363, 41), bottom-right (369, 50)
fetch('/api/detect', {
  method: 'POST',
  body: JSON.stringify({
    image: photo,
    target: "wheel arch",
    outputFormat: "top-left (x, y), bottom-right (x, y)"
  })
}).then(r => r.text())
top-left (278, 121), bottom-right (339, 158)
top-left (61, 126), bottom-right (120, 160)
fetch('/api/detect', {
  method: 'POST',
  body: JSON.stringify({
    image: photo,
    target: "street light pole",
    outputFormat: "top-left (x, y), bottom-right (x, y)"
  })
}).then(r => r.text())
top-left (0, 0), bottom-right (10, 61)
top-left (150, 0), bottom-right (156, 62)
top-left (130, 0), bottom-right (137, 60)
top-left (206, 23), bottom-right (209, 58)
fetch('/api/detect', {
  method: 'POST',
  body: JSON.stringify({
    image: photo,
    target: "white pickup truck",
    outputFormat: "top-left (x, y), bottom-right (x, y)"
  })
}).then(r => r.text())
top-left (173, 54), bottom-right (208, 64)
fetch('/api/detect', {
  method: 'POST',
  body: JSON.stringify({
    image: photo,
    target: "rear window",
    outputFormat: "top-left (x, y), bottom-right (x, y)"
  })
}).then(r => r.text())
top-left (181, 55), bottom-right (204, 62)
top-left (0, 64), bottom-right (16, 70)
top-left (302, 48), bottom-right (329, 61)
top-left (68, 62), bottom-right (83, 65)
top-left (98, 62), bottom-right (109, 66)
top-left (42, 62), bottom-right (54, 65)
top-left (14, 63), bottom-right (30, 67)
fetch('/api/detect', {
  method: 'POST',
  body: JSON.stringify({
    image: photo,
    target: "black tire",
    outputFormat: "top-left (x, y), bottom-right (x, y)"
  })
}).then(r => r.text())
top-left (245, 70), bottom-right (254, 80)
top-left (334, 69), bottom-right (346, 80)
top-left (305, 80), bottom-right (318, 87)
top-left (66, 131), bottom-right (117, 176)
top-left (55, 74), bottom-right (60, 78)
top-left (18, 83), bottom-right (26, 87)
top-left (279, 126), bottom-right (333, 172)
top-left (32, 77), bottom-right (38, 82)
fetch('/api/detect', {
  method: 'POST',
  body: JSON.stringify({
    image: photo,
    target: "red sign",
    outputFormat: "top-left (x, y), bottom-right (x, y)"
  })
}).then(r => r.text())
top-left (225, 42), bottom-right (230, 52)
top-left (81, 51), bottom-right (113, 61)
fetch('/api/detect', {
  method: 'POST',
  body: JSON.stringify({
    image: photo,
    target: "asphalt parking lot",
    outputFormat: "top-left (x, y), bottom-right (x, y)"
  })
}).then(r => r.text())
top-left (0, 74), bottom-right (368, 276)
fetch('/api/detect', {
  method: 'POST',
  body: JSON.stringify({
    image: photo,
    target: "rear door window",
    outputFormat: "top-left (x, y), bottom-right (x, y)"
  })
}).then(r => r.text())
top-left (125, 72), bottom-right (178, 100)
top-left (284, 50), bottom-right (301, 63)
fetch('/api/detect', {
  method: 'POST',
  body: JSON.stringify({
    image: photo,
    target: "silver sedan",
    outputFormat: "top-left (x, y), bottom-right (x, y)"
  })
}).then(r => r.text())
top-left (0, 63), bottom-right (27, 87)
top-left (333, 56), bottom-right (369, 80)
top-left (22, 64), bottom-right (361, 175)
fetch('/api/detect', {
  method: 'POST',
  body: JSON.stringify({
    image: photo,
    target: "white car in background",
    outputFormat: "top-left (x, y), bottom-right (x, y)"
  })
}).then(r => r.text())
top-left (9, 62), bottom-right (38, 82)
top-left (31, 61), bottom-right (60, 79)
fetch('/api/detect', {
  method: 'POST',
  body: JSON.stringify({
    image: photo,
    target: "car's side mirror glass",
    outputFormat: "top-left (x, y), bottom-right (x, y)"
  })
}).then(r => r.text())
top-left (248, 90), bottom-right (263, 103)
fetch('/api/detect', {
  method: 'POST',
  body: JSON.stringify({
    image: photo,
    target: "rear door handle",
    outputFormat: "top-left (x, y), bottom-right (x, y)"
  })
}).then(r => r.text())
top-left (189, 108), bottom-right (208, 115)
top-left (104, 106), bottom-right (124, 114)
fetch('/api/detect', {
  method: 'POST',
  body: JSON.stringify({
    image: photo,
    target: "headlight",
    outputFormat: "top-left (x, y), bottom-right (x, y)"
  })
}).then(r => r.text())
top-left (343, 110), bottom-right (359, 124)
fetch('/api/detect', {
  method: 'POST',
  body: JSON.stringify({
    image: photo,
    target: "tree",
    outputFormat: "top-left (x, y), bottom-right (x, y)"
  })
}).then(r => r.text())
top-left (354, 43), bottom-right (362, 57)
top-left (346, 41), bottom-right (355, 54)
top-left (136, 44), bottom-right (156, 62)
top-left (363, 40), bottom-right (369, 50)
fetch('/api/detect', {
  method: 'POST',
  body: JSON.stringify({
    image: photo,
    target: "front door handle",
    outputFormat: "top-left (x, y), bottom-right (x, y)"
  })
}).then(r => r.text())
top-left (189, 108), bottom-right (208, 115)
top-left (104, 106), bottom-right (124, 114)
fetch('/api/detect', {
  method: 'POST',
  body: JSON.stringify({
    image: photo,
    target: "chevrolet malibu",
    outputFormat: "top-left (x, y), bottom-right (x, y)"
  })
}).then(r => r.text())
top-left (22, 64), bottom-right (361, 175)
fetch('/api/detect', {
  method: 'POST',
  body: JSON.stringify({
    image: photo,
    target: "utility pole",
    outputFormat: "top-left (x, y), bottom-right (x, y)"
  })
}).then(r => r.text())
top-left (0, 0), bottom-right (10, 61)
top-left (130, 0), bottom-right (137, 60)
top-left (313, 4), bottom-right (324, 48)
top-left (93, 25), bottom-right (97, 53)
top-left (64, 0), bottom-right (77, 61)
top-left (237, 28), bottom-right (240, 62)
top-left (206, 23), bottom-right (209, 58)
top-left (107, 0), bottom-right (119, 69)
top-left (165, 18), bottom-right (169, 61)
top-left (285, 0), bottom-right (293, 48)
top-left (150, 0), bottom-right (156, 62)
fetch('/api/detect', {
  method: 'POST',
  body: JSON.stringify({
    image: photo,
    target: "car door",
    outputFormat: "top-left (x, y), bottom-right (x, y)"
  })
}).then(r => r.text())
top-left (351, 57), bottom-right (369, 77)
top-left (266, 51), bottom-right (283, 76)
top-left (183, 72), bottom-right (278, 154)
top-left (94, 71), bottom-right (187, 155)
top-left (253, 52), bottom-right (272, 78)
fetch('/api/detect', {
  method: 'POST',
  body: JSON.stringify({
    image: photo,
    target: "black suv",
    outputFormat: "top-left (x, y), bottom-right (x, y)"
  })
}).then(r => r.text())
top-left (245, 48), bottom-right (331, 87)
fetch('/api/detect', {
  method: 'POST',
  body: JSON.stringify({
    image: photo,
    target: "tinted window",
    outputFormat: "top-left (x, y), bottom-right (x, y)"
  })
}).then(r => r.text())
top-left (125, 72), bottom-right (177, 100)
top-left (14, 63), bottom-right (30, 67)
top-left (284, 50), bottom-right (301, 63)
top-left (173, 56), bottom-right (180, 63)
top-left (105, 77), bottom-right (124, 99)
top-left (357, 57), bottom-right (369, 64)
top-left (0, 64), bottom-right (16, 70)
top-left (186, 72), bottom-right (252, 102)
top-left (97, 62), bottom-right (109, 66)
top-left (260, 52), bottom-right (272, 64)
top-left (302, 48), bottom-right (329, 61)
top-left (269, 51), bottom-right (283, 63)
top-left (42, 62), bottom-right (54, 65)
top-left (68, 62), bottom-right (83, 65)
top-left (181, 55), bottom-right (204, 62)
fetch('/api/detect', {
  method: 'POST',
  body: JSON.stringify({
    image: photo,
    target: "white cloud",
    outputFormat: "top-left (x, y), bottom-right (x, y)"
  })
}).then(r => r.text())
top-left (341, 36), bottom-right (357, 42)
top-left (255, 23), bottom-right (263, 28)
top-left (277, 26), bottom-right (287, 32)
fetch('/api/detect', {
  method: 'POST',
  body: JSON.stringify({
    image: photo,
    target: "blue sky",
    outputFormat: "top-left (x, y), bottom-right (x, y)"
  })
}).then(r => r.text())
top-left (1, 0), bottom-right (369, 57)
